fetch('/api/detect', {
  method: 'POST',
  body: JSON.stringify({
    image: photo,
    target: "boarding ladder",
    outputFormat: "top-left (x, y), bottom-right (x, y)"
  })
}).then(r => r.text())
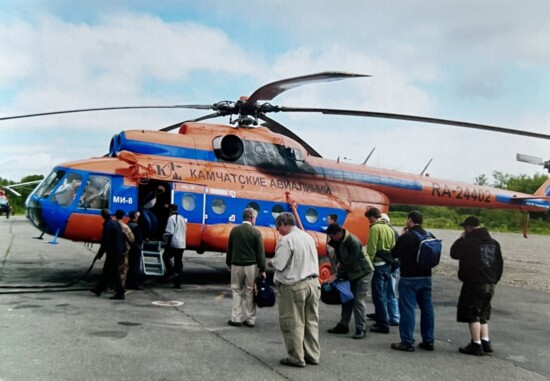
top-left (142, 241), bottom-right (165, 276)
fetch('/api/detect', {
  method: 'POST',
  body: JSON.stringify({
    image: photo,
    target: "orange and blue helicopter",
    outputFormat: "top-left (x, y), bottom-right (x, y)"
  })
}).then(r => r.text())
top-left (2, 72), bottom-right (549, 280)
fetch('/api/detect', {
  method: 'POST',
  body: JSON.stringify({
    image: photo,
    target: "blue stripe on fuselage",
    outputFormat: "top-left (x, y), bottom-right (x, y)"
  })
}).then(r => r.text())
top-left (496, 195), bottom-right (550, 210)
top-left (118, 137), bottom-right (422, 192)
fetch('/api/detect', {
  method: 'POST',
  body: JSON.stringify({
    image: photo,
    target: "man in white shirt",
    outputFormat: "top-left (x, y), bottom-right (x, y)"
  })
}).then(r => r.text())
top-left (268, 212), bottom-right (320, 368)
top-left (163, 204), bottom-right (186, 289)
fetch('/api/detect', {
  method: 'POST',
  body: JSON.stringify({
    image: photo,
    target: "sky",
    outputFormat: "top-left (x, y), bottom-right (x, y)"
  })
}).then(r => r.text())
top-left (1, 0), bottom-right (549, 185)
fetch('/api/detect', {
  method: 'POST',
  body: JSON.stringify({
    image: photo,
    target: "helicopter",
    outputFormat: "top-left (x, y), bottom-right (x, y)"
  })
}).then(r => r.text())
top-left (2, 72), bottom-right (550, 281)
top-left (0, 180), bottom-right (42, 218)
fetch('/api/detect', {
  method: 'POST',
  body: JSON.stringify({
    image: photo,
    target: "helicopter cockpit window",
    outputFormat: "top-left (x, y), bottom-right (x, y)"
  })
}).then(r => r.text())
top-left (34, 169), bottom-right (66, 199)
top-left (283, 147), bottom-right (314, 173)
top-left (52, 173), bottom-right (83, 206)
top-left (305, 208), bottom-right (319, 224)
top-left (78, 175), bottom-right (111, 210)
top-left (182, 194), bottom-right (197, 212)
top-left (211, 198), bottom-right (226, 215)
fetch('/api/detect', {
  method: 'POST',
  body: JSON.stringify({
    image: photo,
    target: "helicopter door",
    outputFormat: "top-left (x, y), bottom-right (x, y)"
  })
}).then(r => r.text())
top-left (172, 183), bottom-right (206, 248)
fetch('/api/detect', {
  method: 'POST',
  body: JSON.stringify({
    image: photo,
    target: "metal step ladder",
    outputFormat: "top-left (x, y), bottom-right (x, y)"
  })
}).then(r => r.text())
top-left (142, 241), bottom-right (165, 276)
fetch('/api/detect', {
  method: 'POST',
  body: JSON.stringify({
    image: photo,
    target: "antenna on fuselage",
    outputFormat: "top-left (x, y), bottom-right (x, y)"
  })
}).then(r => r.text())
top-left (362, 147), bottom-right (376, 165)
top-left (420, 158), bottom-right (433, 176)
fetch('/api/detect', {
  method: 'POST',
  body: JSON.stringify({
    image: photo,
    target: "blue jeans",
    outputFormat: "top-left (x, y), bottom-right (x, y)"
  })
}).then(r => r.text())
top-left (398, 277), bottom-right (435, 345)
top-left (141, 208), bottom-right (158, 239)
top-left (371, 263), bottom-right (392, 330)
top-left (387, 268), bottom-right (400, 324)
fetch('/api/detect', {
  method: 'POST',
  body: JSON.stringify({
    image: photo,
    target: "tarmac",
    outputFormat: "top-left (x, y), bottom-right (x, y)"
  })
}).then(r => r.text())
top-left (0, 216), bottom-right (549, 381)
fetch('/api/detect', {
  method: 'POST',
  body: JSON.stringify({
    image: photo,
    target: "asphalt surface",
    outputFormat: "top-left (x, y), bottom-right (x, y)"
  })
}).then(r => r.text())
top-left (0, 216), bottom-right (549, 381)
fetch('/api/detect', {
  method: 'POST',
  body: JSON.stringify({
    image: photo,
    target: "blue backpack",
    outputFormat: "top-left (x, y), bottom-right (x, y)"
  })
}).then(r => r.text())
top-left (412, 230), bottom-right (442, 270)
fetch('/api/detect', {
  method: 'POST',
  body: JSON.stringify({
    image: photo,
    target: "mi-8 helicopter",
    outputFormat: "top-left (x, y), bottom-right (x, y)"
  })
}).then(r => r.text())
top-left (2, 72), bottom-right (549, 280)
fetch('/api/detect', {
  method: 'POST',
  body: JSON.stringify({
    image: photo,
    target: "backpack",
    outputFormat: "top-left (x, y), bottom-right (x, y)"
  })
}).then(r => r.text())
top-left (412, 230), bottom-right (442, 270)
top-left (254, 276), bottom-right (276, 308)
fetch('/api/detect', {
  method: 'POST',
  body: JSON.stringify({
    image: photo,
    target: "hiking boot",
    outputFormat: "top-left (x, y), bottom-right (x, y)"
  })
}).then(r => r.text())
top-left (327, 323), bottom-right (349, 334)
top-left (391, 342), bottom-right (415, 352)
top-left (481, 339), bottom-right (493, 353)
top-left (418, 341), bottom-right (434, 351)
top-left (459, 341), bottom-right (483, 356)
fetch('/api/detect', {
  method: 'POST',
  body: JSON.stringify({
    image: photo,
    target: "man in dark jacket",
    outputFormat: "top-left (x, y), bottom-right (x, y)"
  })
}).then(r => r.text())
top-left (390, 210), bottom-right (435, 352)
top-left (326, 224), bottom-right (374, 339)
top-left (226, 208), bottom-right (266, 327)
top-left (450, 216), bottom-right (503, 356)
top-left (91, 208), bottom-right (126, 300)
top-left (126, 210), bottom-right (144, 290)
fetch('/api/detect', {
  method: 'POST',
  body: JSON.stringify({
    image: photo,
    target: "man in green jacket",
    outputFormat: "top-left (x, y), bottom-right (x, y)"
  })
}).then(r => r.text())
top-left (326, 224), bottom-right (374, 339)
top-left (365, 207), bottom-right (396, 334)
top-left (226, 208), bottom-right (266, 327)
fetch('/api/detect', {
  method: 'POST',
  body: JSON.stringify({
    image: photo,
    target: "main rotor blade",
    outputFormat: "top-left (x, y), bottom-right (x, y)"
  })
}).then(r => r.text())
top-left (159, 112), bottom-right (222, 132)
top-left (258, 114), bottom-right (322, 158)
top-left (0, 105), bottom-right (213, 121)
top-left (279, 107), bottom-right (550, 140)
top-left (516, 153), bottom-right (544, 165)
top-left (247, 72), bottom-right (370, 104)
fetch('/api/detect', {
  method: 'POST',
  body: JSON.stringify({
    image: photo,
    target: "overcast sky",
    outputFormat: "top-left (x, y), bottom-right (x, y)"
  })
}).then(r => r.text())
top-left (1, 1), bottom-right (549, 184)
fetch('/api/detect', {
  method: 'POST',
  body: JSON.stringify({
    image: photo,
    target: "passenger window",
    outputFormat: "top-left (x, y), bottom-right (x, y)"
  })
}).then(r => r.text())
top-left (182, 194), bottom-right (197, 212)
top-left (52, 173), bottom-right (83, 206)
top-left (271, 205), bottom-right (284, 219)
top-left (211, 198), bottom-right (226, 215)
top-left (78, 175), bottom-right (111, 210)
top-left (305, 208), bottom-right (319, 224)
top-left (247, 202), bottom-right (260, 214)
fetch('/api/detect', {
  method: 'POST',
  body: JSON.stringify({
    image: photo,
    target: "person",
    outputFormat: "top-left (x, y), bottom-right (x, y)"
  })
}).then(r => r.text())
top-left (140, 185), bottom-right (166, 240)
top-left (364, 207), bottom-right (396, 334)
top-left (326, 223), bottom-right (374, 339)
top-left (90, 208), bottom-right (126, 300)
top-left (450, 216), bottom-right (503, 356)
top-left (115, 209), bottom-right (134, 287)
top-left (390, 210), bottom-right (435, 352)
top-left (366, 213), bottom-right (401, 326)
top-left (383, 213), bottom-right (400, 326)
top-left (325, 214), bottom-right (338, 271)
top-left (268, 212), bottom-right (320, 368)
top-left (162, 204), bottom-right (186, 289)
top-left (226, 208), bottom-right (266, 328)
top-left (126, 210), bottom-right (144, 290)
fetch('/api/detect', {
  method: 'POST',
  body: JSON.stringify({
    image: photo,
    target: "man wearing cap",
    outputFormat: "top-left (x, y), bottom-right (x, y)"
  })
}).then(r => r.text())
top-left (450, 216), bottom-right (503, 356)
top-left (90, 209), bottom-right (126, 300)
top-left (326, 223), bottom-right (374, 339)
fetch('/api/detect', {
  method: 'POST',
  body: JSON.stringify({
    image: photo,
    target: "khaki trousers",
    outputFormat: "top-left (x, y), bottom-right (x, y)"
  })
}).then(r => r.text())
top-left (277, 277), bottom-right (321, 366)
top-left (230, 264), bottom-right (258, 324)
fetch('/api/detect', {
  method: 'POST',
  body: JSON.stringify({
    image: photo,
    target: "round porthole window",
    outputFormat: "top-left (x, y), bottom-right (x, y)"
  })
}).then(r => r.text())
top-left (247, 202), bottom-right (260, 214)
top-left (211, 198), bottom-right (226, 215)
top-left (182, 194), bottom-right (196, 211)
top-left (271, 205), bottom-right (284, 219)
top-left (305, 208), bottom-right (319, 224)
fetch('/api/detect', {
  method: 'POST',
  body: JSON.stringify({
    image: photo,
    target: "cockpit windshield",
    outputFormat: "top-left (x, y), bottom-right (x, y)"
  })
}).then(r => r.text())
top-left (51, 173), bottom-right (83, 206)
top-left (33, 169), bottom-right (66, 199)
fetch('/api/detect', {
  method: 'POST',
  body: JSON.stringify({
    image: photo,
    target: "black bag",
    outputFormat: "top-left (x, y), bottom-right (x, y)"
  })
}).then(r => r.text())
top-left (321, 280), bottom-right (354, 305)
top-left (254, 276), bottom-right (276, 308)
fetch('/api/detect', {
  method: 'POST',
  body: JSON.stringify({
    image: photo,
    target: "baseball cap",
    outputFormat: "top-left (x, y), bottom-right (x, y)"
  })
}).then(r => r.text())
top-left (460, 216), bottom-right (480, 227)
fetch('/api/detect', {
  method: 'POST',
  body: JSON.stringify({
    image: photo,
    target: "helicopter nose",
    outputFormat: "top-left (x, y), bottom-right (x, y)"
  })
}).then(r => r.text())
top-left (26, 194), bottom-right (48, 233)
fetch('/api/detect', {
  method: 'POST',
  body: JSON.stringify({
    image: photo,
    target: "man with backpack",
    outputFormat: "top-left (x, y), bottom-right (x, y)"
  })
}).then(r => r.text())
top-left (390, 210), bottom-right (436, 352)
top-left (450, 216), bottom-right (503, 356)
